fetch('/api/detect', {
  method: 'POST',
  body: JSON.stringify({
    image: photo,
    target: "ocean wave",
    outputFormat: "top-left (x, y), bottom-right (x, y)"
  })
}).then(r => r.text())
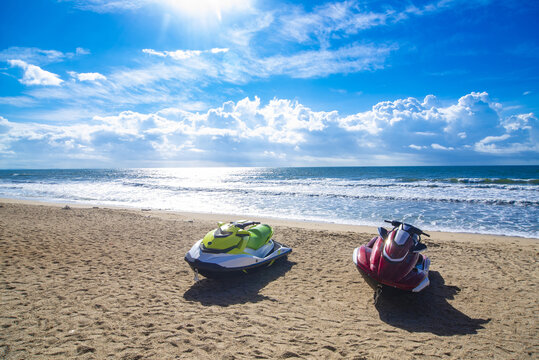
top-left (345, 194), bottom-right (538, 207)
top-left (119, 179), bottom-right (535, 193)
top-left (4, 177), bottom-right (537, 208)
top-left (398, 177), bottom-right (539, 185)
top-left (113, 182), bottom-right (539, 207)
top-left (449, 178), bottom-right (538, 185)
top-left (298, 192), bottom-right (538, 207)
top-left (240, 178), bottom-right (538, 190)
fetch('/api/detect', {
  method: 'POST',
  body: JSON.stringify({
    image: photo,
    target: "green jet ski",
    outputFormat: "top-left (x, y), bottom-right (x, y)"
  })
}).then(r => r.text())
top-left (184, 220), bottom-right (292, 279)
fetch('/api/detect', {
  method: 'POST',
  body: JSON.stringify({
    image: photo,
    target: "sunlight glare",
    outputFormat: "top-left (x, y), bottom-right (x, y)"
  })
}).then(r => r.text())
top-left (160, 0), bottom-right (252, 21)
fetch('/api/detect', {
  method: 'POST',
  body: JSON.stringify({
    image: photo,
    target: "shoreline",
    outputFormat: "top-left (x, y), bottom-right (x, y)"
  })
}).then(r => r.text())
top-left (1, 197), bottom-right (537, 245)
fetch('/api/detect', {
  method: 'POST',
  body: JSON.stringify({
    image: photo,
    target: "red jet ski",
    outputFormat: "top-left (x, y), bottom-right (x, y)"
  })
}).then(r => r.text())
top-left (353, 220), bottom-right (431, 295)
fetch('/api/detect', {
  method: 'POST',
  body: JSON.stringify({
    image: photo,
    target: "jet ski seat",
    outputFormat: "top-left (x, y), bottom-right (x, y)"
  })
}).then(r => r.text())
top-left (247, 224), bottom-right (273, 250)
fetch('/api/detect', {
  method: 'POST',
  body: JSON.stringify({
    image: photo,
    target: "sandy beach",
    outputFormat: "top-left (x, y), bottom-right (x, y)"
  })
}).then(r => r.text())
top-left (0, 199), bottom-right (537, 359)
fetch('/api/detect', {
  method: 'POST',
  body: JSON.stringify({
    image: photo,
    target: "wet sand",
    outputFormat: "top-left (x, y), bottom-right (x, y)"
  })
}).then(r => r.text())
top-left (0, 199), bottom-right (537, 359)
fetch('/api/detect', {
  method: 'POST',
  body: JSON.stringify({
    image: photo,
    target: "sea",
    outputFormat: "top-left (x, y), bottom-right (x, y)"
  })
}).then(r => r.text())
top-left (0, 166), bottom-right (537, 238)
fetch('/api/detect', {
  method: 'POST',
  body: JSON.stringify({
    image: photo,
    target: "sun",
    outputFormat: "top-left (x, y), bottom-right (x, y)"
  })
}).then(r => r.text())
top-left (159, 0), bottom-right (252, 21)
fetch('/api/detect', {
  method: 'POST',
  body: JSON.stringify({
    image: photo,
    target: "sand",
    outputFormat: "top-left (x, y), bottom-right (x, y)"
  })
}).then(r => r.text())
top-left (0, 199), bottom-right (537, 359)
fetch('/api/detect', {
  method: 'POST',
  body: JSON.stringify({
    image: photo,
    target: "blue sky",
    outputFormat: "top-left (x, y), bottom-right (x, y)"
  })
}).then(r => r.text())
top-left (0, 0), bottom-right (538, 168)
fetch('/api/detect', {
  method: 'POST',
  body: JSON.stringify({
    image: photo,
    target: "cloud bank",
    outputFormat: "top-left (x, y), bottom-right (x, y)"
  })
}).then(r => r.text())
top-left (1, 92), bottom-right (536, 167)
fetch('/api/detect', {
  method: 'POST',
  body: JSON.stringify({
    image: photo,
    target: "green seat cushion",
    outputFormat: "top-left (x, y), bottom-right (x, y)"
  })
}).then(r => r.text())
top-left (246, 224), bottom-right (273, 250)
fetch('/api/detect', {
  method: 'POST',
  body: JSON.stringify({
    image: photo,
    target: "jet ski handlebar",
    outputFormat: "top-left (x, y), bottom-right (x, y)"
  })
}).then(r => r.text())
top-left (384, 219), bottom-right (430, 237)
top-left (233, 221), bottom-right (260, 229)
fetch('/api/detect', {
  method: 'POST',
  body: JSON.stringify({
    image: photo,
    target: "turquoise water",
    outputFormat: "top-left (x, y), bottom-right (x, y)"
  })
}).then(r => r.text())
top-left (0, 166), bottom-right (537, 238)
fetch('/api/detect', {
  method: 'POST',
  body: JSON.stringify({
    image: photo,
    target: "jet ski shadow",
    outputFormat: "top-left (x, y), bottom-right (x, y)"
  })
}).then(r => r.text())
top-left (374, 271), bottom-right (490, 336)
top-left (183, 260), bottom-right (296, 307)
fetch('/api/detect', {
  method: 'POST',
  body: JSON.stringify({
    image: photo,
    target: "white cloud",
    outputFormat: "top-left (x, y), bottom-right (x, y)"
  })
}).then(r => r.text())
top-left (259, 43), bottom-right (396, 78)
top-left (66, 0), bottom-right (147, 13)
top-left (502, 113), bottom-right (535, 132)
top-left (0, 46), bottom-right (89, 65)
top-left (0, 116), bottom-right (15, 154)
top-left (474, 113), bottom-right (538, 154)
top-left (477, 134), bottom-right (511, 144)
top-left (75, 47), bottom-right (91, 56)
top-left (12, 61), bottom-right (209, 112)
top-left (1, 47), bottom-right (65, 65)
top-left (337, 95), bottom-right (447, 136)
top-left (210, 48), bottom-right (229, 54)
top-left (8, 59), bottom-right (63, 86)
top-left (68, 71), bottom-right (107, 81)
top-left (143, 49), bottom-right (200, 60)
top-left (415, 131), bottom-right (437, 136)
top-left (224, 11), bottom-right (274, 47)
top-left (1, 92), bottom-right (536, 166)
top-left (275, 0), bottom-right (476, 48)
top-left (141, 49), bottom-right (167, 57)
top-left (263, 150), bottom-right (287, 159)
top-left (143, 47), bottom-right (228, 60)
top-left (141, 43), bottom-right (395, 83)
top-left (16, 108), bottom-right (101, 122)
top-left (431, 143), bottom-right (454, 151)
top-left (474, 135), bottom-right (538, 154)
top-left (0, 96), bottom-right (37, 107)
top-left (278, 1), bottom-right (387, 47)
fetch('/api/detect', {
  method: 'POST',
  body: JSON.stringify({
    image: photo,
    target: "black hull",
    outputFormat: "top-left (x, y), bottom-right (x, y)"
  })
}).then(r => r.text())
top-left (355, 264), bottom-right (428, 293)
top-left (186, 256), bottom-right (288, 279)
top-left (185, 243), bottom-right (291, 279)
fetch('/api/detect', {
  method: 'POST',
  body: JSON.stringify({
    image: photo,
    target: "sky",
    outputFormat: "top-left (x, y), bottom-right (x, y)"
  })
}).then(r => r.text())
top-left (0, 0), bottom-right (538, 168)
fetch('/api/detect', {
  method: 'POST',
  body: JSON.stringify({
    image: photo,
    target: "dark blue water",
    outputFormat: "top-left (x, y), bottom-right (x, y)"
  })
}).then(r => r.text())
top-left (0, 166), bottom-right (537, 238)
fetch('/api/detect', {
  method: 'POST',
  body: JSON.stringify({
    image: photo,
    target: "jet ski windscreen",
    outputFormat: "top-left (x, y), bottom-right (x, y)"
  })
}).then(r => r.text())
top-left (394, 229), bottom-right (410, 245)
top-left (214, 225), bottom-right (233, 238)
